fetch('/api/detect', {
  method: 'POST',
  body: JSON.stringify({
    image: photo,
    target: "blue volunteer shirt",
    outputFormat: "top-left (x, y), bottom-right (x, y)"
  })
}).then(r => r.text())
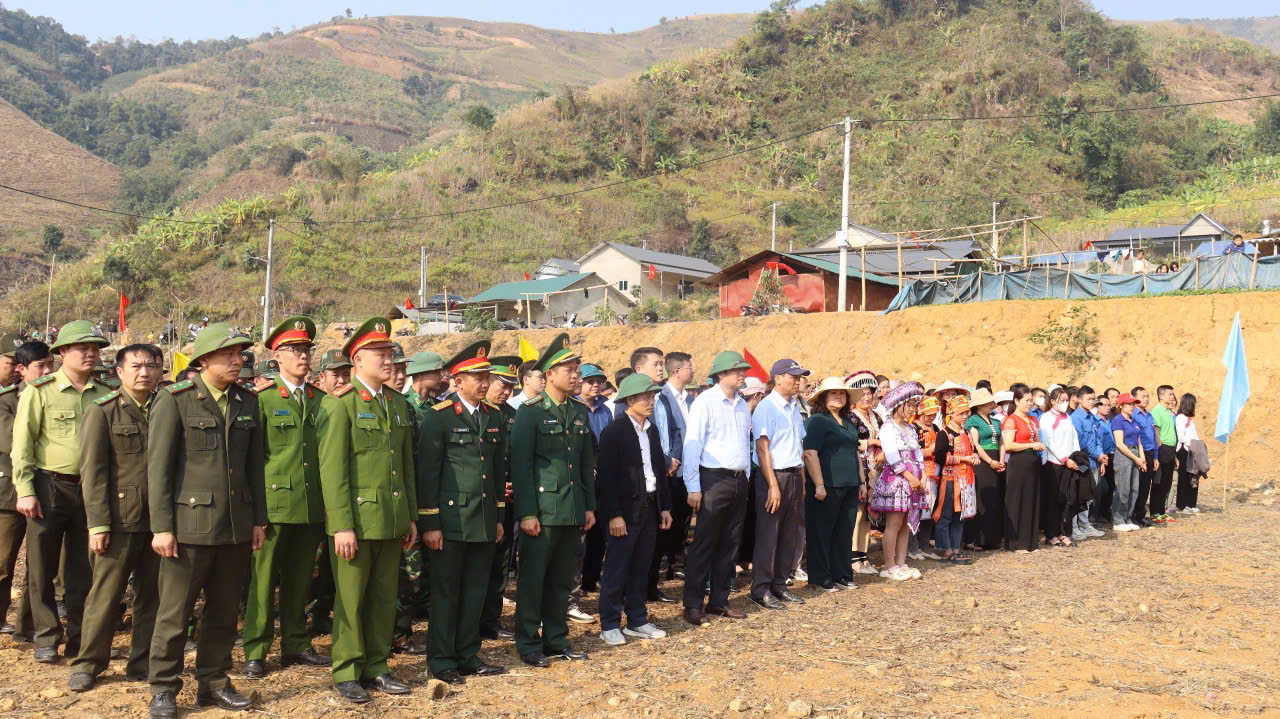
top-left (583, 395), bottom-right (613, 442)
top-left (751, 390), bottom-right (807, 470)
top-left (1070, 407), bottom-right (1103, 470)
top-left (1111, 414), bottom-right (1141, 449)
top-left (1133, 407), bottom-right (1157, 453)
top-left (1094, 411), bottom-right (1116, 454)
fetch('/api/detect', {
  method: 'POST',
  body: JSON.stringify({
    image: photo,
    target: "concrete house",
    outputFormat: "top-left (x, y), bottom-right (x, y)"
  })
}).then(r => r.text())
top-left (811, 223), bottom-right (900, 249)
top-left (464, 272), bottom-right (635, 326)
top-left (532, 257), bottom-right (580, 280)
top-left (575, 242), bottom-right (720, 299)
top-left (1096, 213), bottom-right (1233, 255)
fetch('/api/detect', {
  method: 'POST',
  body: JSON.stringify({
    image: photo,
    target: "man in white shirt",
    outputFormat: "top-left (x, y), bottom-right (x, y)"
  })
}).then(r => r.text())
top-left (1131, 249), bottom-right (1152, 275)
top-left (679, 351), bottom-right (753, 626)
top-left (505, 361), bottom-right (544, 410)
top-left (650, 351), bottom-right (694, 602)
top-left (750, 359), bottom-right (810, 610)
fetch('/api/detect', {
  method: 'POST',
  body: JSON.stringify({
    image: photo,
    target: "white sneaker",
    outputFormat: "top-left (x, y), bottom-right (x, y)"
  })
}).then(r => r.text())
top-left (622, 623), bottom-right (666, 640)
top-left (879, 567), bottom-right (897, 578)
top-left (1190, 507), bottom-right (1201, 514)
top-left (855, 563), bottom-right (880, 575)
top-left (908, 567), bottom-right (922, 579)
top-left (600, 628), bottom-right (626, 646)
top-left (567, 607), bottom-right (596, 624)
top-left (890, 567), bottom-right (912, 581)
top-left (1087, 527), bottom-right (1106, 537)
top-left (907, 551), bottom-right (926, 561)
top-left (1071, 532), bottom-right (1089, 543)
top-left (793, 568), bottom-right (808, 582)
top-left (920, 550), bottom-right (942, 560)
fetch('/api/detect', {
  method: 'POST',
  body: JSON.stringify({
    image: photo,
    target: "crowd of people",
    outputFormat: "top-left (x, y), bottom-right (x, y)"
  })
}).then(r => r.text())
top-left (0, 318), bottom-right (1213, 717)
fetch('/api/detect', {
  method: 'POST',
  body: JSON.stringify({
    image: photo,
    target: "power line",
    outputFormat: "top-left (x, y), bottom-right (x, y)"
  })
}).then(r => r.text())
top-left (871, 91), bottom-right (1280, 124)
top-left (0, 183), bottom-right (222, 225)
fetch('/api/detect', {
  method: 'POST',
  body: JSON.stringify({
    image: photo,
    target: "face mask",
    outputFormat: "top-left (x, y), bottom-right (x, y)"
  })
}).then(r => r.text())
top-left (1054, 401), bottom-right (1068, 414)
top-left (1034, 396), bottom-right (1046, 409)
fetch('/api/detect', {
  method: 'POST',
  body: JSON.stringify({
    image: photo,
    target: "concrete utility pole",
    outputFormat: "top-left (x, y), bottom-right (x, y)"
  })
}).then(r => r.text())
top-left (419, 246), bottom-right (427, 309)
top-left (838, 116), bottom-right (851, 312)
top-left (261, 218), bottom-right (275, 343)
top-left (991, 202), bottom-right (1000, 259)
top-left (771, 202), bottom-right (778, 251)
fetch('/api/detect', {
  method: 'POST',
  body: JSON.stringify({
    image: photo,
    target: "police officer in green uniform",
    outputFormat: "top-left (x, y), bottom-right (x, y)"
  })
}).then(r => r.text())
top-left (317, 317), bottom-right (416, 704)
top-left (308, 349), bottom-right (351, 635)
top-left (146, 323), bottom-right (266, 718)
top-left (11, 320), bottom-right (111, 663)
top-left (241, 316), bottom-right (332, 678)
top-left (417, 341), bottom-right (506, 684)
top-left (479, 356), bottom-right (520, 640)
top-left (511, 333), bottom-right (596, 667)
top-left (0, 335), bottom-right (48, 639)
top-left (68, 343), bottom-right (163, 691)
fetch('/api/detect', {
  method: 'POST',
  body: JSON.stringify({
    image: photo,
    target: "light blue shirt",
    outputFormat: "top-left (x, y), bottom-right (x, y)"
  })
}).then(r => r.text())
top-left (752, 390), bottom-right (806, 470)
top-left (681, 385), bottom-right (752, 493)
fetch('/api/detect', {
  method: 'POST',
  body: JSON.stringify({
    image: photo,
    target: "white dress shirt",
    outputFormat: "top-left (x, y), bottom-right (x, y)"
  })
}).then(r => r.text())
top-left (751, 390), bottom-right (806, 470)
top-left (457, 395), bottom-right (479, 418)
top-left (666, 381), bottom-right (691, 425)
top-left (629, 414), bottom-right (658, 493)
top-left (681, 384), bottom-right (752, 493)
top-left (1038, 409), bottom-right (1081, 465)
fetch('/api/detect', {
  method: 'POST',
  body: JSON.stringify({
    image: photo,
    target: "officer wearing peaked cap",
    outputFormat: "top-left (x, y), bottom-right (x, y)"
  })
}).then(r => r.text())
top-left (510, 333), bottom-right (596, 667)
top-left (479, 355), bottom-right (519, 640)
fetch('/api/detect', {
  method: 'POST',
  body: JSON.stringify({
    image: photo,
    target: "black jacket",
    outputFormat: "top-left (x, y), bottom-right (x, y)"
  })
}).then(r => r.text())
top-left (596, 412), bottom-right (672, 526)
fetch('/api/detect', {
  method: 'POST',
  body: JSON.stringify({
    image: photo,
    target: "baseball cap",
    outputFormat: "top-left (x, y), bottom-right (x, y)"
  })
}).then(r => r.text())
top-left (769, 358), bottom-right (810, 377)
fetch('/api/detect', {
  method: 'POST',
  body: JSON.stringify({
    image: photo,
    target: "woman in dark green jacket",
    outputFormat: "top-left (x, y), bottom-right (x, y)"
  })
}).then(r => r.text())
top-left (801, 377), bottom-right (862, 592)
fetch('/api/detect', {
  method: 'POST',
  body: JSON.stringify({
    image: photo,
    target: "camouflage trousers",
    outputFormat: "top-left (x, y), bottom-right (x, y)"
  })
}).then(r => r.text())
top-left (393, 546), bottom-right (430, 639)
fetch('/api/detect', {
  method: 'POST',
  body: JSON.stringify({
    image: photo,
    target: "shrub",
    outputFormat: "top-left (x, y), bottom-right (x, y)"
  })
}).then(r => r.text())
top-left (1028, 305), bottom-right (1100, 382)
top-left (463, 306), bottom-right (500, 332)
top-left (462, 105), bottom-right (496, 132)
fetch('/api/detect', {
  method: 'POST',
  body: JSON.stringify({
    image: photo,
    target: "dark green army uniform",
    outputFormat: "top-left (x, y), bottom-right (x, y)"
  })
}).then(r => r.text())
top-left (308, 350), bottom-right (351, 636)
top-left (317, 318), bottom-right (416, 687)
top-left (146, 324), bottom-right (266, 700)
top-left (417, 341), bottom-right (504, 678)
top-left (0, 343), bottom-right (33, 636)
top-left (70, 386), bottom-right (159, 682)
top-left (511, 335), bottom-right (596, 659)
top-left (242, 316), bottom-right (329, 668)
top-left (479, 356), bottom-right (520, 637)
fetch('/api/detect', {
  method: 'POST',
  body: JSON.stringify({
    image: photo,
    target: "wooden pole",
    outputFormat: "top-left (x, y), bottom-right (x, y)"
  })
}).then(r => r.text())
top-left (44, 253), bottom-right (56, 338)
top-left (1195, 257), bottom-right (1200, 290)
top-left (1064, 262), bottom-right (1072, 299)
top-left (1022, 219), bottom-right (1029, 268)
top-left (860, 247), bottom-right (866, 312)
top-left (1249, 248), bottom-right (1260, 289)
top-left (524, 293), bottom-right (533, 328)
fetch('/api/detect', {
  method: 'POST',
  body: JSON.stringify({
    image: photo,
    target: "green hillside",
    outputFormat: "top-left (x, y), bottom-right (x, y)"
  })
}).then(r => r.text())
top-left (1168, 16), bottom-right (1280, 54)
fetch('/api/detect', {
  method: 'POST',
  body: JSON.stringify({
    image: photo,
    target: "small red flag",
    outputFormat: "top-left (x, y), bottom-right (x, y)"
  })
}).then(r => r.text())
top-left (648, 263), bottom-right (657, 280)
top-left (742, 348), bottom-right (768, 383)
top-left (118, 292), bottom-right (129, 333)
top-left (1082, 240), bottom-right (1093, 250)
top-left (523, 272), bottom-right (531, 281)
top-left (766, 261), bottom-right (797, 275)
top-left (404, 295), bottom-right (415, 310)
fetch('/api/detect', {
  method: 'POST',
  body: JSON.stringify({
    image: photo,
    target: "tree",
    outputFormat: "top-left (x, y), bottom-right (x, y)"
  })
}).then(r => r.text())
top-left (462, 104), bottom-right (496, 132)
top-left (689, 218), bottom-right (713, 261)
top-left (42, 225), bottom-right (64, 256)
top-left (1254, 101), bottom-right (1280, 155)
top-left (345, 8), bottom-right (352, 18)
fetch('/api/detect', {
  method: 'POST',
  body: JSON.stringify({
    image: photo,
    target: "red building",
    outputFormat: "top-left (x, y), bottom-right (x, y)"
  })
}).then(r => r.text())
top-left (703, 251), bottom-right (902, 317)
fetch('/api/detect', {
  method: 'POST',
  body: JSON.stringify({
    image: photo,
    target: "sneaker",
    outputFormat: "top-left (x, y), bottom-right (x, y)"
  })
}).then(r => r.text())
top-left (1086, 526), bottom-right (1106, 538)
top-left (833, 579), bottom-right (857, 590)
top-left (622, 623), bottom-right (667, 640)
top-left (1189, 507), bottom-right (1201, 514)
top-left (817, 582), bottom-right (840, 593)
top-left (907, 551), bottom-right (926, 561)
top-left (920, 550), bottom-right (942, 560)
top-left (908, 567), bottom-right (922, 579)
top-left (879, 567), bottom-right (898, 578)
top-left (854, 563), bottom-right (879, 575)
top-left (1071, 531), bottom-right (1089, 543)
top-left (567, 607), bottom-right (596, 624)
top-left (792, 569), bottom-right (808, 582)
top-left (600, 629), bottom-right (626, 646)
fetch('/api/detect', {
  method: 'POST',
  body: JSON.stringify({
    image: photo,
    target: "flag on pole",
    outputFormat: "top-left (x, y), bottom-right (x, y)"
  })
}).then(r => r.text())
top-left (742, 348), bottom-right (768, 383)
top-left (648, 263), bottom-right (657, 280)
top-left (171, 351), bottom-right (190, 381)
top-left (118, 292), bottom-right (130, 333)
top-left (1215, 311), bottom-right (1250, 443)
top-left (517, 336), bottom-right (539, 363)
top-left (523, 272), bottom-right (531, 281)
top-left (404, 295), bottom-right (415, 310)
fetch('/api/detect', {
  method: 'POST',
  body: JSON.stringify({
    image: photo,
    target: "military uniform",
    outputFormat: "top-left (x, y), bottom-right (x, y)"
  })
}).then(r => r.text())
top-left (417, 341), bottom-right (504, 680)
top-left (317, 318), bottom-right (416, 696)
top-left (242, 316), bottom-right (329, 672)
top-left (70, 387), bottom-right (158, 684)
top-left (308, 350), bottom-right (352, 636)
top-left (479, 356), bottom-right (520, 638)
top-left (0, 373), bottom-right (32, 636)
top-left (511, 334), bottom-right (596, 661)
top-left (10, 320), bottom-right (111, 660)
top-left (146, 324), bottom-right (266, 711)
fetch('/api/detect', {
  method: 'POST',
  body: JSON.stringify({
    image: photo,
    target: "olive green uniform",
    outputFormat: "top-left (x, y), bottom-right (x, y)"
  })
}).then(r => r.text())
top-left (511, 392), bottom-right (595, 657)
top-left (317, 377), bottom-right (415, 684)
top-left (0, 381), bottom-right (33, 634)
top-left (417, 396), bottom-right (503, 675)
top-left (479, 400), bottom-right (516, 634)
top-left (242, 378), bottom-right (326, 661)
top-left (71, 389), bottom-right (159, 679)
top-left (146, 375), bottom-right (266, 696)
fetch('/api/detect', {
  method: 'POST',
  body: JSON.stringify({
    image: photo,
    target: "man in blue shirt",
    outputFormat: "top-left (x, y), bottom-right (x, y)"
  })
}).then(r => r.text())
top-left (1130, 386), bottom-right (1159, 528)
top-left (1222, 234), bottom-right (1249, 255)
top-left (1069, 386), bottom-right (1107, 541)
top-left (569, 363), bottom-right (614, 619)
top-left (1090, 395), bottom-right (1117, 525)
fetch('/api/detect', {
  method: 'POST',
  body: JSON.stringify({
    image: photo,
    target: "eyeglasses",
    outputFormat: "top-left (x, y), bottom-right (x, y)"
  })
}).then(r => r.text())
top-left (277, 345), bottom-right (314, 356)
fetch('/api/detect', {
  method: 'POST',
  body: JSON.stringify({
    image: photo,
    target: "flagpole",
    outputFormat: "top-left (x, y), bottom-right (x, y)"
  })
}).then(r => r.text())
top-left (1222, 444), bottom-right (1230, 514)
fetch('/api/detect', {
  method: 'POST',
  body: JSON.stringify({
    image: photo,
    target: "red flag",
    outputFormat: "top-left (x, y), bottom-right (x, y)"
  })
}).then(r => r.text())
top-left (648, 263), bottom-right (657, 280)
top-left (118, 292), bottom-right (129, 333)
top-left (523, 272), bottom-right (531, 281)
top-left (1082, 240), bottom-right (1093, 250)
top-left (765, 261), bottom-right (797, 275)
top-left (742, 348), bottom-right (768, 383)
top-left (404, 295), bottom-right (415, 310)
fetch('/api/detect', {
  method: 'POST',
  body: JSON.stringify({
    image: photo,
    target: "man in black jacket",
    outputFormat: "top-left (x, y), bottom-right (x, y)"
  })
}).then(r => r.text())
top-left (595, 374), bottom-right (672, 647)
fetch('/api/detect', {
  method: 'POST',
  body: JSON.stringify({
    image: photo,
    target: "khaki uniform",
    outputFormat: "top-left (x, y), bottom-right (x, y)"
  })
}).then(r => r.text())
top-left (0, 382), bottom-right (31, 632)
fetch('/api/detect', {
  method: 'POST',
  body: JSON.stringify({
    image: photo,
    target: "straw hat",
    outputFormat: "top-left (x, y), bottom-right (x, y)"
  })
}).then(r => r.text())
top-left (808, 376), bottom-right (855, 408)
top-left (968, 388), bottom-right (996, 409)
top-left (932, 380), bottom-right (970, 395)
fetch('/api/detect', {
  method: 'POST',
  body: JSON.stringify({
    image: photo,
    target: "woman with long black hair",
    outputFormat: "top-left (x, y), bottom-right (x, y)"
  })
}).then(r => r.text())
top-left (1002, 387), bottom-right (1045, 553)
top-left (1175, 394), bottom-right (1204, 514)
top-left (964, 388), bottom-right (1004, 550)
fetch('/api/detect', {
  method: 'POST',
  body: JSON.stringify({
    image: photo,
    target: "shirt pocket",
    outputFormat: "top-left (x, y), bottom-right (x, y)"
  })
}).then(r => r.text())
top-left (354, 491), bottom-right (379, 530)
top-left (186, 417), bottom-right (219, 451)
top-left (111, 422), bottom-right (143, 454)
top-left (268, 412), bottom-right (296, 436)
top-left (176, 488), bottom-right (215, 535)
top-left (116, 482), bottom-right (143, 526)
top-left (353, 417), bottom-right (381, 451)
top-left (440, 491), bottom-right (471, 535)
top-left (46, 407), bottom-right (77, 439)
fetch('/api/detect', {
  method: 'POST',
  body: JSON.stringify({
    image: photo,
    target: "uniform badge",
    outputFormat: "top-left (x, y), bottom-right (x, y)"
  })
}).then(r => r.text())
top-left (294, 320), bottom-right (305, 330)
top-left (573, 419), bottom-right (584, 426)
top-left (357, 411), bottom-right (376, 420)
top-left (273, 409), bottom-right (290, 416)
top-left (375, 322), bottom-right (386, 333)
top-left (486, 427), bottom-right (499, 433)
top-left (452, 427), bottom-right (470, 433)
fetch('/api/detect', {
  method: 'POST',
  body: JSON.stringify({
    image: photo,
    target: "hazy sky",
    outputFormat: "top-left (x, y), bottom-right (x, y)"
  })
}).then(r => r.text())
top-left (19, 0), bottom-right (1280, 43)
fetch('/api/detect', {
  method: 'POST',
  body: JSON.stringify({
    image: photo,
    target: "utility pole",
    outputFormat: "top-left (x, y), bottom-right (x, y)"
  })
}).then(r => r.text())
top-left (771, 202), bottom-right (778, 251)
top-left (45, 253), bottom-right (56, 338)
top-left (838, 117), bottom-right (851, 313)
top-left (261, 218), bottom-right (275, 343)
top-left (991, 201), bottom-right (1000, 259)
top-left (419, 246), bottom-right (427, 309)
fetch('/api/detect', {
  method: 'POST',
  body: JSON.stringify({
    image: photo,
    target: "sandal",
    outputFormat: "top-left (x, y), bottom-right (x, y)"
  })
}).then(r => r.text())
top-left (947, 554), bottom-right (974, 565)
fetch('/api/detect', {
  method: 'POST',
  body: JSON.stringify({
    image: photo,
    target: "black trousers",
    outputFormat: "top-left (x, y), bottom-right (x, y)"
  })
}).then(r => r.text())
top-left (1151, 445), bottom-right (1176, 516)
top-left (479, 510), bottom-right (516, 632)
top-left (751, 466), bottom-right (803, 599)
top-left (1133, 449), bottom-right (1156, 522)
top-left (804, 482), bottom-right (856, 587)
top-left (26, 472), bottom-right (90, 652)
top-left (581, 520), bottom-right (606, 591)
top-left (599, 494), bottom-right (658, 631)
top-left (648, 480), bottom-right (690, 592)
top-left (0, 509), bottom-right (27, 626)
top-left (1004, 452), bottom-right (1041, 551)
top-left (1175, 448), bottom-right (1199, 509)
top-left (682, 467), bottom-right (748, 610)
top-left (967, 463), bottom-right (1005, 548)
top-left (1040, 464), bottom-right (1071, 540)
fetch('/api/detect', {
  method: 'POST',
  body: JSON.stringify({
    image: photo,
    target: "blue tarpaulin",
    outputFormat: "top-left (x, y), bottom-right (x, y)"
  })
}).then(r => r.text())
top-left (883, 252), bottom-right (1280, 312)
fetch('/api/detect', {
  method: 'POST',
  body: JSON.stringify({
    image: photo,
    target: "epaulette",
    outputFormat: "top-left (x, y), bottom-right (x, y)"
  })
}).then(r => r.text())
top-left (333, 384), bottom-right (354, 397)
top-left (253, 378), bottom-right (275, 393)
top-left (166, 379), bottom-right (194, 394)
top-left (94, 390), bottom-right (121, 406)
top-left (569, 396), bottom-right (587, 406)
top-left (482, 400), bottom-right (499, 409)
top-left (524, 397), bottom-right (541, 407)
top-left (0, 384), bottom-right (16, 396)
top-left (308, 382), bottom-right (325, 396)
top-left (432, 399), bottom-right (454, 411)
top-left (31, 375), bottom-right (56, 388)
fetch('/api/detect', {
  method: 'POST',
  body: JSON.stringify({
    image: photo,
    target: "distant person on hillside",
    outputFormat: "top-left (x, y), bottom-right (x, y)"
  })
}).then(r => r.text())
top-left (1156, 264), bottom-right (1169, 274)
top-left (1223, 234), bottom-right (1249, 255)
top-left (1131, 249), bottom-right (1152, 274)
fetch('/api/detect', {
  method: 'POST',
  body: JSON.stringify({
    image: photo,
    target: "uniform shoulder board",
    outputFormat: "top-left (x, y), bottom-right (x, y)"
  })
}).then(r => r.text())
top-left (524, 397), bottom-right (541, 407)
top-left (31, 375), bottom-right (56, 388)
top-left (569, 396), bottom-right (587, 406)
top-left (0, 384), bottom-right (16, 396)
top-left (253, 378), bottom-right (276, 393)
top-left (432, 399), bottom-right (454, 411)
top-left (332, 384), bottom-right (354, 397)
top-left (482, 400), bottom-right (500, 409)
top-left (94, 390), bottom-right (121, 406)
top-left (166, 379), bottom-right (194, 394)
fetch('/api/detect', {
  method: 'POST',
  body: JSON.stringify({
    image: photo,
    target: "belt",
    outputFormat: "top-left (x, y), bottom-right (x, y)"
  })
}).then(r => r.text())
top-left (775, 466), bottom-right (802, 473)
top-left (42, 470), bottom-right (81, 483)
top-left (702, 467), bottom-right (746, 479)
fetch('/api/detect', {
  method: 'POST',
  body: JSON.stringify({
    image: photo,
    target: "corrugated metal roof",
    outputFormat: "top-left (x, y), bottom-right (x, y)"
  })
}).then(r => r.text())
top-left (465, 273), bottom-right (592, 303)
top-left (775, 253), bottom-right (901, 286)
top-left (580, 242), bottom-right (720, 277)
top-left (794, 239), bottom-right (980, 274)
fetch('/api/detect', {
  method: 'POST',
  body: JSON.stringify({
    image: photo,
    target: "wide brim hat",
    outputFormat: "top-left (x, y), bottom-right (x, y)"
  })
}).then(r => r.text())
top-left (808, 376), bottom-right (855, 408)
top-left (845, 370), bottom-right (877, 390)
top-left (316, 349), bottom-right (352, 372)
top-left (238, 350), bottom-right (256, 378)
top-left (882, 381), bottom-right (924, 413)
top-left (969, 388), bottom-right (996, 409)
top-left (445, 340), bottom-right (492, 375)
top-left (49, 320), bottom-right (109, 352)
top-left (740, 376), bottom-right (767, 396)
top-left (932, 380), bottom-right (970, 395)
top-left (487, 355), bottom-right (521, 385)
top-left (342, 317), bottom-right (395, 358)
top-left (405, 351), bottom-right (445, 376)
top-left (580, 363), bottom-right (606, 381)
top-left (614, 373), bottom-right (662, 403)
top-left (190, 322), bottom-right (254, 364)
top-left (266, 315), bottom-right (316, 350)
top-left (708, 350), bottom-right (751, 379)
top-left (992, 390), bottom-right (1014, 404)
top-left (535, 333), bottom-right (579, 373)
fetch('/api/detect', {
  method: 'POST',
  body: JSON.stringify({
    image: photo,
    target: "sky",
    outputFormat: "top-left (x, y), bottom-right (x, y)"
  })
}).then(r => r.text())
top-left (19, 0), bottom-right (1280, 43)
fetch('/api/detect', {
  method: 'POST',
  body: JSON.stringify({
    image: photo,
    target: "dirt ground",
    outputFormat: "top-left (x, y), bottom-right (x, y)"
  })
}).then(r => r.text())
top-left (4, 292), bottom-right (1279, 717)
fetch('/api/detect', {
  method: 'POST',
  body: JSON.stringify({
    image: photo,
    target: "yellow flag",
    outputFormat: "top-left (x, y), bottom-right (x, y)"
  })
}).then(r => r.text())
top-left (517, 336), bottom-right (539, 363)
top-left (171, 351), bottom-right (190, 380)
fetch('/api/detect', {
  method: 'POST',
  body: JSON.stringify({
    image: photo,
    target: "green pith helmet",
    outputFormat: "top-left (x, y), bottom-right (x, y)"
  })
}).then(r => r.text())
top-left (190, 322), bottom-right (254, 365)
top-left (256, 358), bottom-right (280, 379)
top-left (487, 355), bottom-right (520, 385)
top-left (49, 320), bottom-right (109, 353)
top-left (1, 333), bottom-right (24, 358)
top-left (239, 350), bottom-right (257, 379)
top-left (265, 315), bottom-right (316, 350)
top-left (534, 333), bottom-right (578, 373)
top-left (707, 350), bottom-right (752, 379)
top-left (443, 340), bottom-right (492, 376)
top-left (341, 317), bottom-right (394, 358)
top-left (405, 351), bottom-right (445, 377)
top-left (614, 373), bottom-right (662, 403)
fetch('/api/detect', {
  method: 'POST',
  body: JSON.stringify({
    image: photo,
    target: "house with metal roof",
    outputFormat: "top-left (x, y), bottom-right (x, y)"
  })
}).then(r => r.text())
top-left (532, 257), bottom-right (581, 280)
top-left (700, 250), bottom-right (903, 316)
top-left (810, 223), bottom-right (901, 249)
top-left (1095, 212), bottom-right (1233, 254)
top-left (575, 242), bottom-right (720, 300)
top-left (792, 239), bottom-right (982, 278)
top-left (464, 272), bottom-right (635, 327)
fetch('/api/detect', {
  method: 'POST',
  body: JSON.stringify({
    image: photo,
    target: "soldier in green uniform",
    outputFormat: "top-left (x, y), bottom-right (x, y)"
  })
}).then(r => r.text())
top-left (391, 351), bottom-right (440, 655)
top-left (404, 351), bottom-right (446, 416)
top-left (11, 320), bottom-right (111, 663)
top-left (241, 316), bottom-right (332, 679)
top-left (145, 323), bottom-right (266, 718)
top-left (416, 341), bottom-right (506, 684)
top-left (68, 343), bottom-right (163, 691)
top-left (313, 350), bottom-right (352, 395)
top-left (317, 317), bottom-right (416, 704)
top-left (479, 356), bottom-right (520, 640)
top-left (307, 349), bottom-right (352, 636)
top-left (389, 343), bottom-right (409, 395)
top-left (237, 350), bottom-right (257, 390)
top-left (511, 333), bottom-right (596, 667)
top-left (255, 358), bottom-right (280, 380)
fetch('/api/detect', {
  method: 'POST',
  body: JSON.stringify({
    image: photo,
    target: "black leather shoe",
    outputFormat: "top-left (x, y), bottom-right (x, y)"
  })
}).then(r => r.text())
top-left (647, 589), bottom-right (677, 604)
top-left (750, 594), bottom-right (786, 610)
top-left (0, 622), bottom-right (14, 634)
top-left (68, 672), bottom-right (96, 692)
top-left (461, 663), bottom-right (506, 677)
top-left (57, 601), bottom-right (67, 619)
top-left (281, 647), bottom-right (331, 667)
top-left (392, 634), bottom-right (429, 655)
top-left (479, 625), bottom-right (515, 640)
top-left (10, 631), bottom-right (32, 643)
top-left (521, 651), bottom-right (550, 668)
top-left (435, 669), bottom-right (466, 685)
top-left (334, 680), bottom-right (372, 704)
top-left (196, 685), bottom-right (254, 711)
top-left (363, 673), bottom-right (411, 694)
top-left (149, 691), bottom-right (177, 719)
top-left (109, 646), bottom-right (127, 660)
top-left (775, 590), bottom-right (806, 604)
top-left (242, 659), bottom-right (267, 679)
top-left (548, 649), bottom-right (588, 661)
top-left (34, 646), bottom-right (60, 663)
